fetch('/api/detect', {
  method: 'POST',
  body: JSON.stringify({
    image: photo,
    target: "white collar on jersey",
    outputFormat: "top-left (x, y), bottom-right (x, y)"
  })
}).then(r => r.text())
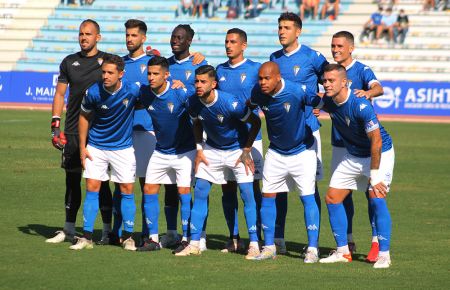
top-left (103, 81), bottom-right (123, 95)
top-left (335, 87), bottom-right (351, 106)
top-left (228, 58), bottom-right (247, 68)
top-left (174, 55), bottom-right (191, 64)
top-left (200, 89), bottom-right (218, 107)
top-left (128, 52), bottom-right (147, 61)
top-left (271, 78), bottom-right (285, 97)
top-left (283, 44), bottom-right (301, 57)
top-left (154, 81), bottom-right (170, 97)
top-left (345, 59), bottom-right (357, 70)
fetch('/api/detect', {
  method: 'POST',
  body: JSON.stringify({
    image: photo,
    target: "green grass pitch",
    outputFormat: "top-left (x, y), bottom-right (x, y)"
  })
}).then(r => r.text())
top-left (0, 110), bottom-right (448, 289)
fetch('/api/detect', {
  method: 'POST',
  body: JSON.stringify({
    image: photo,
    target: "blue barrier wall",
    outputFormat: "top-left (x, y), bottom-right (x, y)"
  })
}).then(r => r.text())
top-left (1, 71), bottom-right (449, 116)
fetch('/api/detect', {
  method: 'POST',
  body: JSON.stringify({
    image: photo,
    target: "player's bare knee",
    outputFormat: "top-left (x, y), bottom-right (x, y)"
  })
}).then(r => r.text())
top-left (119, 183), bottom-right (134, 194)
top-left (144, 183), bottom-right (160, 194)
top-left (178, 187), bottom-right (191, 194)
top-left (263, 192), bottom-right (277, 198)
top-left (86, 179), bottom-right (101, 192)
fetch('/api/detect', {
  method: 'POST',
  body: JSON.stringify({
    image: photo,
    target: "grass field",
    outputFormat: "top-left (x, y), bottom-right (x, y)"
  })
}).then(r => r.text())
top-left (0, 109), bottom-right (449, 289)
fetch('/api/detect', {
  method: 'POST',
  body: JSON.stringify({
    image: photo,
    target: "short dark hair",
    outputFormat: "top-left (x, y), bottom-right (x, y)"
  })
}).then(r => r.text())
top-left (174, 24), bottom-right (195, 40)
top-left (147, 55), bottom-right (169, 71)
top-left (124, 19), bottom-right (147, 34)
top-left (323, 63), bottom-right (347, 76)
top-left (227, 28), bottom-right (247, 43)
top-left (195, 65), bottom-right (216, 80)
top-left (102, 54), bottom-right (125, 72)
top-left (80, 19), bottom-right (100, 34)
top-left (332, 31), bottom-right (354, 45)
top-left (278, 12), bottom-right (302, 29)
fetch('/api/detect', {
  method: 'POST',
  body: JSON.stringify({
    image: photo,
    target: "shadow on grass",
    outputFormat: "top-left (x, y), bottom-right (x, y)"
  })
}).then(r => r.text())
top-left (18, 224), bottom-right (103, 241)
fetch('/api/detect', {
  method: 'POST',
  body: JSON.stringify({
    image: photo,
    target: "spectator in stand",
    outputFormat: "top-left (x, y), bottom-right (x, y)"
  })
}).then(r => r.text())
top-left (298, 0), bottom-right (320, 20)
top-left (394, 9), bottom-right (409, 45)
top-left (193, 0), bottom-right (204, 18)
top-left (320, 0), bottom-right (340, 20)
top-left (360, 6), bottom-right (383, 43)
top-left (244, 0), bottom-right (269, 19)
top-left (423, 0), bottom-right (436, 11)
top-left (376, 7), bottom-right (397, 45)
top-left (205, 0), bottom-right (221, 18)
top-left (175, 0), bottom-right (193, 18)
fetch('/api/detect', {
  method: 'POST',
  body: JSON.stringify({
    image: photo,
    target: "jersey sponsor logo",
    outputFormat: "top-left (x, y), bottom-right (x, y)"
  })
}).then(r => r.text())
top-left (240, 73), bottom-right (246, 83)
top-left (217, 114), bottom-right (224, 123)
top-left (283, 102), bottom-right (291, 113)
top-left (185, 70), bottom-right (192, 80)
top-left (140, 64), bottom-right (146, 74)
top-left (345, 116), bottom-right (351, 126)
top-left (71, 61), bottom-right (80, 66)
top-left (148, 105), bottom-right (155, 111)
top-left (293, 65), bottom-right (300, 76)
top-left (219, 76), bottom-right (226, 82)
top-left (232, 101), bottom-right (238, 109)
top-left (167, 102), bottom-right (174, 113)
top-left (123, 98), bottom-right (129, 108)
top-left (97, 58), bottom-right (103, 66)
top-left (360, 103), bottom-right (367, 111)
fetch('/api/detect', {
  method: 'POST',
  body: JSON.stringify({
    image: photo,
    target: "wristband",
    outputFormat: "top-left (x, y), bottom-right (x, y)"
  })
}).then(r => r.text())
top-left (370, 169), bottom-right (383, 186)
top-left (196, 143), bottom-right (203, 150)
top-left (51, 116), bottom-right (61, 128)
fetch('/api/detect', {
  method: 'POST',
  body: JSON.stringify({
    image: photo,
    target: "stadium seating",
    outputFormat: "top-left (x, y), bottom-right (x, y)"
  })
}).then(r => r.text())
top-left (1, 0), bottom-right (449, 81)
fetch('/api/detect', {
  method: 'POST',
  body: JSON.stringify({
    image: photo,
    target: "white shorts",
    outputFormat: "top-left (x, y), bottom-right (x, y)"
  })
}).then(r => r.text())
top-left (330, 147), bottom-right (395, 192)
top-left (262, 148), bottom-right (316, 196)
top-left (331, 145), bottom-right (348, 175)
top-left (226, 139), bottom-right (264, 181)
top-left (195, 144), bottom-right (254, 184)
top-left (83, 145), bottom-right (136, 183)
top-left (311, 130), bottom-right (323, 181)
top-left (145, 149), bottom-right (195, 187)
top-left (133, 130), bottom-right (156, 178)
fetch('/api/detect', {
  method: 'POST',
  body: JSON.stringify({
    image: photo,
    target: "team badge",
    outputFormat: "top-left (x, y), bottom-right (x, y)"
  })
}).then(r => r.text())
top-left (123, 98), bottom-right (129, 108)
top-left (345, 116), bottom-right (350, 126)
top-left (97, 58), bottom-right (103, 66)
top-left (283, 102), bottom-right (291, 113)
top-left (167, 102), bottom-right (174, 113)
top-left (231, 101), bottom-right (238, 109)
top-left (148, 105), bottom-right (155, 111)
top-left (140, 64), bottom-right (146, 74)
top-left (217, 114), bottom-right (224, 123)
top-left (219, 76), bottom-right (226, 81)
top-left (198, 115), bottom-right (204, 120)
top-left (240, 73), bottom-right (246, 83)
top-left (185, 70), bottom-right (192, 80)
top-left (293, 65), bottom-right (300, 76)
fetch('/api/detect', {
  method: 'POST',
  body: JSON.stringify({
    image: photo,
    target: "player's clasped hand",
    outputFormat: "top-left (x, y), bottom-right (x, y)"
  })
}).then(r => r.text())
top-left (236, 149), bottom-right (255, 176)
top-left (51, 117), bottom-right (67, 150)
top-left (194, 149), bottom-right (209, 174)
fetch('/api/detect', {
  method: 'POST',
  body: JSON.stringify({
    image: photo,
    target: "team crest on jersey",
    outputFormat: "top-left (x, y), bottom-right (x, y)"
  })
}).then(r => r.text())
top-left (345, 116), bottom-right (350, 126)
top-left (232, 102), bottom-right (238, 109)
top-left (148, 105), bottom-right (155, 111)
top-left (217, 114), bottom-right (224, 123)
top-left (72, 61), bottom-right (80, 66)
top-left (283, 102), bottom-right (291, 113)
top-left (240, 73), bottom-right (246, 83)
top-left (185, 70), bottom-right (192, 80)
top-left (347, 80), bottom-right (353, 88)
top-left (123, 98), bottom-right (129, 108)
top-left (167, 102), bottom-right (174, 113)
top-left (140, 64), bottom-right (146, 74)
top-left (97, 58), bottom-right (103, 66)
top-left (293, 65), bottom-right (300, 76)
top-left (219, 76), bottom-right (226, 82)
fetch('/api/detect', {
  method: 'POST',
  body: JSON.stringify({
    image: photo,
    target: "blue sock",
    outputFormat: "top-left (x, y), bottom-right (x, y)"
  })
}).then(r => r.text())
top-left (366, 190), bottom-right (377, 237)
top-left (120, 193), bottom-right (136, 234)
top-left (179, 193), bottom-right (192, 238)
top-left (253, 182), bottom-right (262, 240)
top-left (275, 192), bottom-right (287, 239)
top-left (261, 196), bottom-right (276, 246)
top-left (83, 191), bottom-right (99, 234)
top-left (300, 194), bottom-right (320, 248)
top-left (370, 198), bottom-right (392, 251)
top-left (112, 185), bottom-right (122, 237)
top-left (141, 192), bottom-right (148, 237)
top-left (222, 189), bottom-right (239, 238)
top-left (343, 193), bottom-right (354, 235)
top-left (190, 179), bottom-right (211, 241)
top-left (238, 182), bottom-right (258, 242)
top-left (143, 194), bottom-right (159, 237)
top-left (327, 203), bottom-right (348, 247)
